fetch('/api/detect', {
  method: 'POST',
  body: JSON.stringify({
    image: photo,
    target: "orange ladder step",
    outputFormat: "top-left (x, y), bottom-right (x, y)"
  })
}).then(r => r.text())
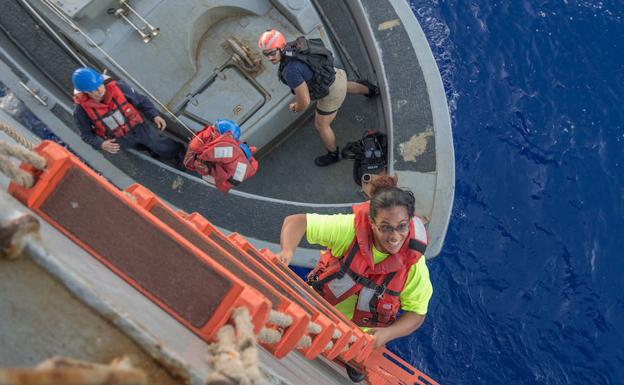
top-left (363, 348), bottom-right (440, 385)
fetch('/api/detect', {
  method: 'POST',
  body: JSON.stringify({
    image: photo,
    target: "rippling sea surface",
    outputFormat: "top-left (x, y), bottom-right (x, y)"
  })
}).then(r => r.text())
top-left (406, 1), bottom-right (624, 384)
top-left (2, 1), bottom-right (623, 384)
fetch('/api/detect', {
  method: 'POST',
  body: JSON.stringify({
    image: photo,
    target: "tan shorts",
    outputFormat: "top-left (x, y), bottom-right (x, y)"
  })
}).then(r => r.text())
top-left (316, 68), bottom-right (347, 114)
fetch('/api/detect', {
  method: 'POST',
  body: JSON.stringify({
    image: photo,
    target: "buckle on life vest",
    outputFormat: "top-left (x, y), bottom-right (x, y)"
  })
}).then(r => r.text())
top-left (374, 284), bottom-right (387, 299)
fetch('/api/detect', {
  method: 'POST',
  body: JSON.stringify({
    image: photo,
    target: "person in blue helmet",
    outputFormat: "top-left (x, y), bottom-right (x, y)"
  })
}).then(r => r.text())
top-left (214, 118), bottom-right (252, 158)
top-left (72, 67), bottom-right (184, 162)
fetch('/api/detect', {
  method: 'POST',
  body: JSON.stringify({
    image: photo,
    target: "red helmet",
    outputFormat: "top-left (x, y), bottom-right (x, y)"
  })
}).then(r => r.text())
top-left (258, 29), bottom-right (286, 51)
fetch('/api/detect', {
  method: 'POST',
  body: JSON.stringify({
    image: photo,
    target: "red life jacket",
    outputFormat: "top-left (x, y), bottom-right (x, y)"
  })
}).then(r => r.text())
top-left (74, 79), bottom-right (143, 139)
top-left (309, 202), bottom-right (428, 327)
top-left (183, 125), bottom-right (258, 193)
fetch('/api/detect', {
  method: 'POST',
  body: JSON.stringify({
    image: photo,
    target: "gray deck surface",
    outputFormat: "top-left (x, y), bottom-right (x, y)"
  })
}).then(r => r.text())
top-left (238, 93), bottom-right (383, 203)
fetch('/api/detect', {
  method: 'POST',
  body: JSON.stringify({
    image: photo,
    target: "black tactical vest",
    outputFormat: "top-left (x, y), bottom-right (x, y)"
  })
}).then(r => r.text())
top-left (278, 37), bottom-right (336, 101)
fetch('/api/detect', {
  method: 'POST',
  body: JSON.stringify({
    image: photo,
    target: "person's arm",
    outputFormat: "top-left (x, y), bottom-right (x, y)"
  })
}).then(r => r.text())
top-left (289, 82), bottom-right (310, 112)
top-left (368, 312), bottom-right (426, 349)
top-left (276, 214), bottom-right (307, 265)
top-left (74, 106), bottom-right (105, 150)
top-left (282, 62), bottom-right (311, 112)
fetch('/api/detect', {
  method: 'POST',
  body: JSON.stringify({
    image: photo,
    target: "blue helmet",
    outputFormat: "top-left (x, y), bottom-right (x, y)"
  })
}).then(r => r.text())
top-left (239, 143), bottom-right (251, 159)
top-left (72, 67), bottom-right (104, 92)
top-left (215, 119), bottom-right (241, 140)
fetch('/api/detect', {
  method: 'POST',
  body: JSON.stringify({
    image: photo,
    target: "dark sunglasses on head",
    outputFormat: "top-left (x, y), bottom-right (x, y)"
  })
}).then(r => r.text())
top-left (262, 49), bottom-right (279, 57)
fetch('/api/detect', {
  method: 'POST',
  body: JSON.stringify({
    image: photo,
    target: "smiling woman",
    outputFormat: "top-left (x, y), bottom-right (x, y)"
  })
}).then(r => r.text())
top-left (275, 174), bottom-right (432, 351)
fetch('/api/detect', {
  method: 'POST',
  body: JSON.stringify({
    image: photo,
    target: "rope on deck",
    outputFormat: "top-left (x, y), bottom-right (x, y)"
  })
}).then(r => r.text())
top-left (0, 140), bottom-right (46, 188)
top-left (0, 120), bottom-right (39, 151)
top-left (0, 356), bottom-right (147, 385)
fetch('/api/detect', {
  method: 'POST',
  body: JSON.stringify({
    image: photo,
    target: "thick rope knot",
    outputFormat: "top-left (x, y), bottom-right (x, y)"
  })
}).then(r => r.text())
top-left (0, 120), bottom-right (39, 150)
top-left (205, 307), bottom-right (266, 385)
top-left (0, 140), bottom-right (46, 188)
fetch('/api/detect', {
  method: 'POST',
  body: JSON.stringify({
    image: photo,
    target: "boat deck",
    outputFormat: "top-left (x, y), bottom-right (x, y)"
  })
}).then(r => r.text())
top-left (239, 91), bottom-right (383, 203)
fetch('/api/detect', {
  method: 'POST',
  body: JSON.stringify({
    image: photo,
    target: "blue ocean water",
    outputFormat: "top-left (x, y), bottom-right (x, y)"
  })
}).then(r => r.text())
top-left (404, 1), bottom-right (624, 384)
top-left (2, 1), bottom-right (623, 384)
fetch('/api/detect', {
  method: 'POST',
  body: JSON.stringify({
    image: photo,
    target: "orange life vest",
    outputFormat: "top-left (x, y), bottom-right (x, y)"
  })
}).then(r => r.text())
top-left (308, 202), bottom-right (427, 327)
top-left (74, 79), bottom-right (143, 139)
top-left (183, 125), bottom-right (258, 193)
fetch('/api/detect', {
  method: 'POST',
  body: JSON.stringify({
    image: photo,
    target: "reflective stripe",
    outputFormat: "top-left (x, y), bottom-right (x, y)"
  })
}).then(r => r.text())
top-left (102, 110), bottom-right (126, 130)
top-left (356, 287), bottom-right (375, 311)
top-left (214, 146), bottom-right (233, 159)
top-left (232, 162), bottom-right (247, 182)
top-left (412, 217), bottom-right (428, 244)
top-left (327, 274), bottom-right (356, 298)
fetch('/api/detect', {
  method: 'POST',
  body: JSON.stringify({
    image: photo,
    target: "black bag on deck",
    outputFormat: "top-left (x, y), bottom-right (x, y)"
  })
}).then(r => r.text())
top-left (342, 131), bottom-right (387, 186)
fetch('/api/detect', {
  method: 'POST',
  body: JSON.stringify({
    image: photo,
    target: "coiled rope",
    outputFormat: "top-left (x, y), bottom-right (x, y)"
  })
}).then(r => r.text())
top-left (0, 120), bottom-right (40, 150)
top-left (0, 119), bottom-right (45, 188)
top-left (0, 141), bottom-right (46, 188)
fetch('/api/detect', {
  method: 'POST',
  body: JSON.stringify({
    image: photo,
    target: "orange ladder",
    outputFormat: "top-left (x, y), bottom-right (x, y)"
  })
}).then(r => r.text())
top-left (8, 141), bottom-right (440, 385)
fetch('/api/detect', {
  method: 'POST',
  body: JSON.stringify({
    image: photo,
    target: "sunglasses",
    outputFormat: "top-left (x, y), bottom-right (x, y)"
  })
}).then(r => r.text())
top-left (373, 221), bottom-right (410, 234)
top-left (262, 49), bottom-right (279, 57)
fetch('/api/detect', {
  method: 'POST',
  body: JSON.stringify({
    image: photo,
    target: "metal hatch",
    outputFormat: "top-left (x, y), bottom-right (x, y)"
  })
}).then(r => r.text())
top-left (183, 67), bottom-right (264, 127)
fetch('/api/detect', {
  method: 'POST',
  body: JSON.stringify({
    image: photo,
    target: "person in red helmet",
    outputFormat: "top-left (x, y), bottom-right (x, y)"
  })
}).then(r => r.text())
top-left (258, 29), bottom-right (379, 167)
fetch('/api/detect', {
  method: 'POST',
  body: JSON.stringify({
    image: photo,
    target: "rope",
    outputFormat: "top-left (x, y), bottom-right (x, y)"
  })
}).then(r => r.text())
top-left (0, 120), bottom-right (39, 150)
top-left (267, 310), bottom-right (292, 328)
top-left (0, 141), bottom-right (46, 188)
top-left (307, 322), bottom-right (321, 335)
top-left (342, 335), bottom-right (358, 353)
top-left (205, 308), bottom-right (266, 385)
top-left (257, 328), bottom-right (282, 345)
top-left (0, 356), bottom-right (146, 385)
top-left (0, 142), bottom-right (46, 169)
top-left (297, 336), bottom-right (312, 349)
top-left (232, 308), bottom-right (265, 385)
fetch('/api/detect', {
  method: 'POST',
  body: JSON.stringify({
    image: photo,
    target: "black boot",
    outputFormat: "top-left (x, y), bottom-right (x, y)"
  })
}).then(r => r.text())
top-left (314, 148), bottom-right (341, 167)
top-left (355, 79), bottom-right (380, 98)
top-left (346, 365), bottom-right (366, 383)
